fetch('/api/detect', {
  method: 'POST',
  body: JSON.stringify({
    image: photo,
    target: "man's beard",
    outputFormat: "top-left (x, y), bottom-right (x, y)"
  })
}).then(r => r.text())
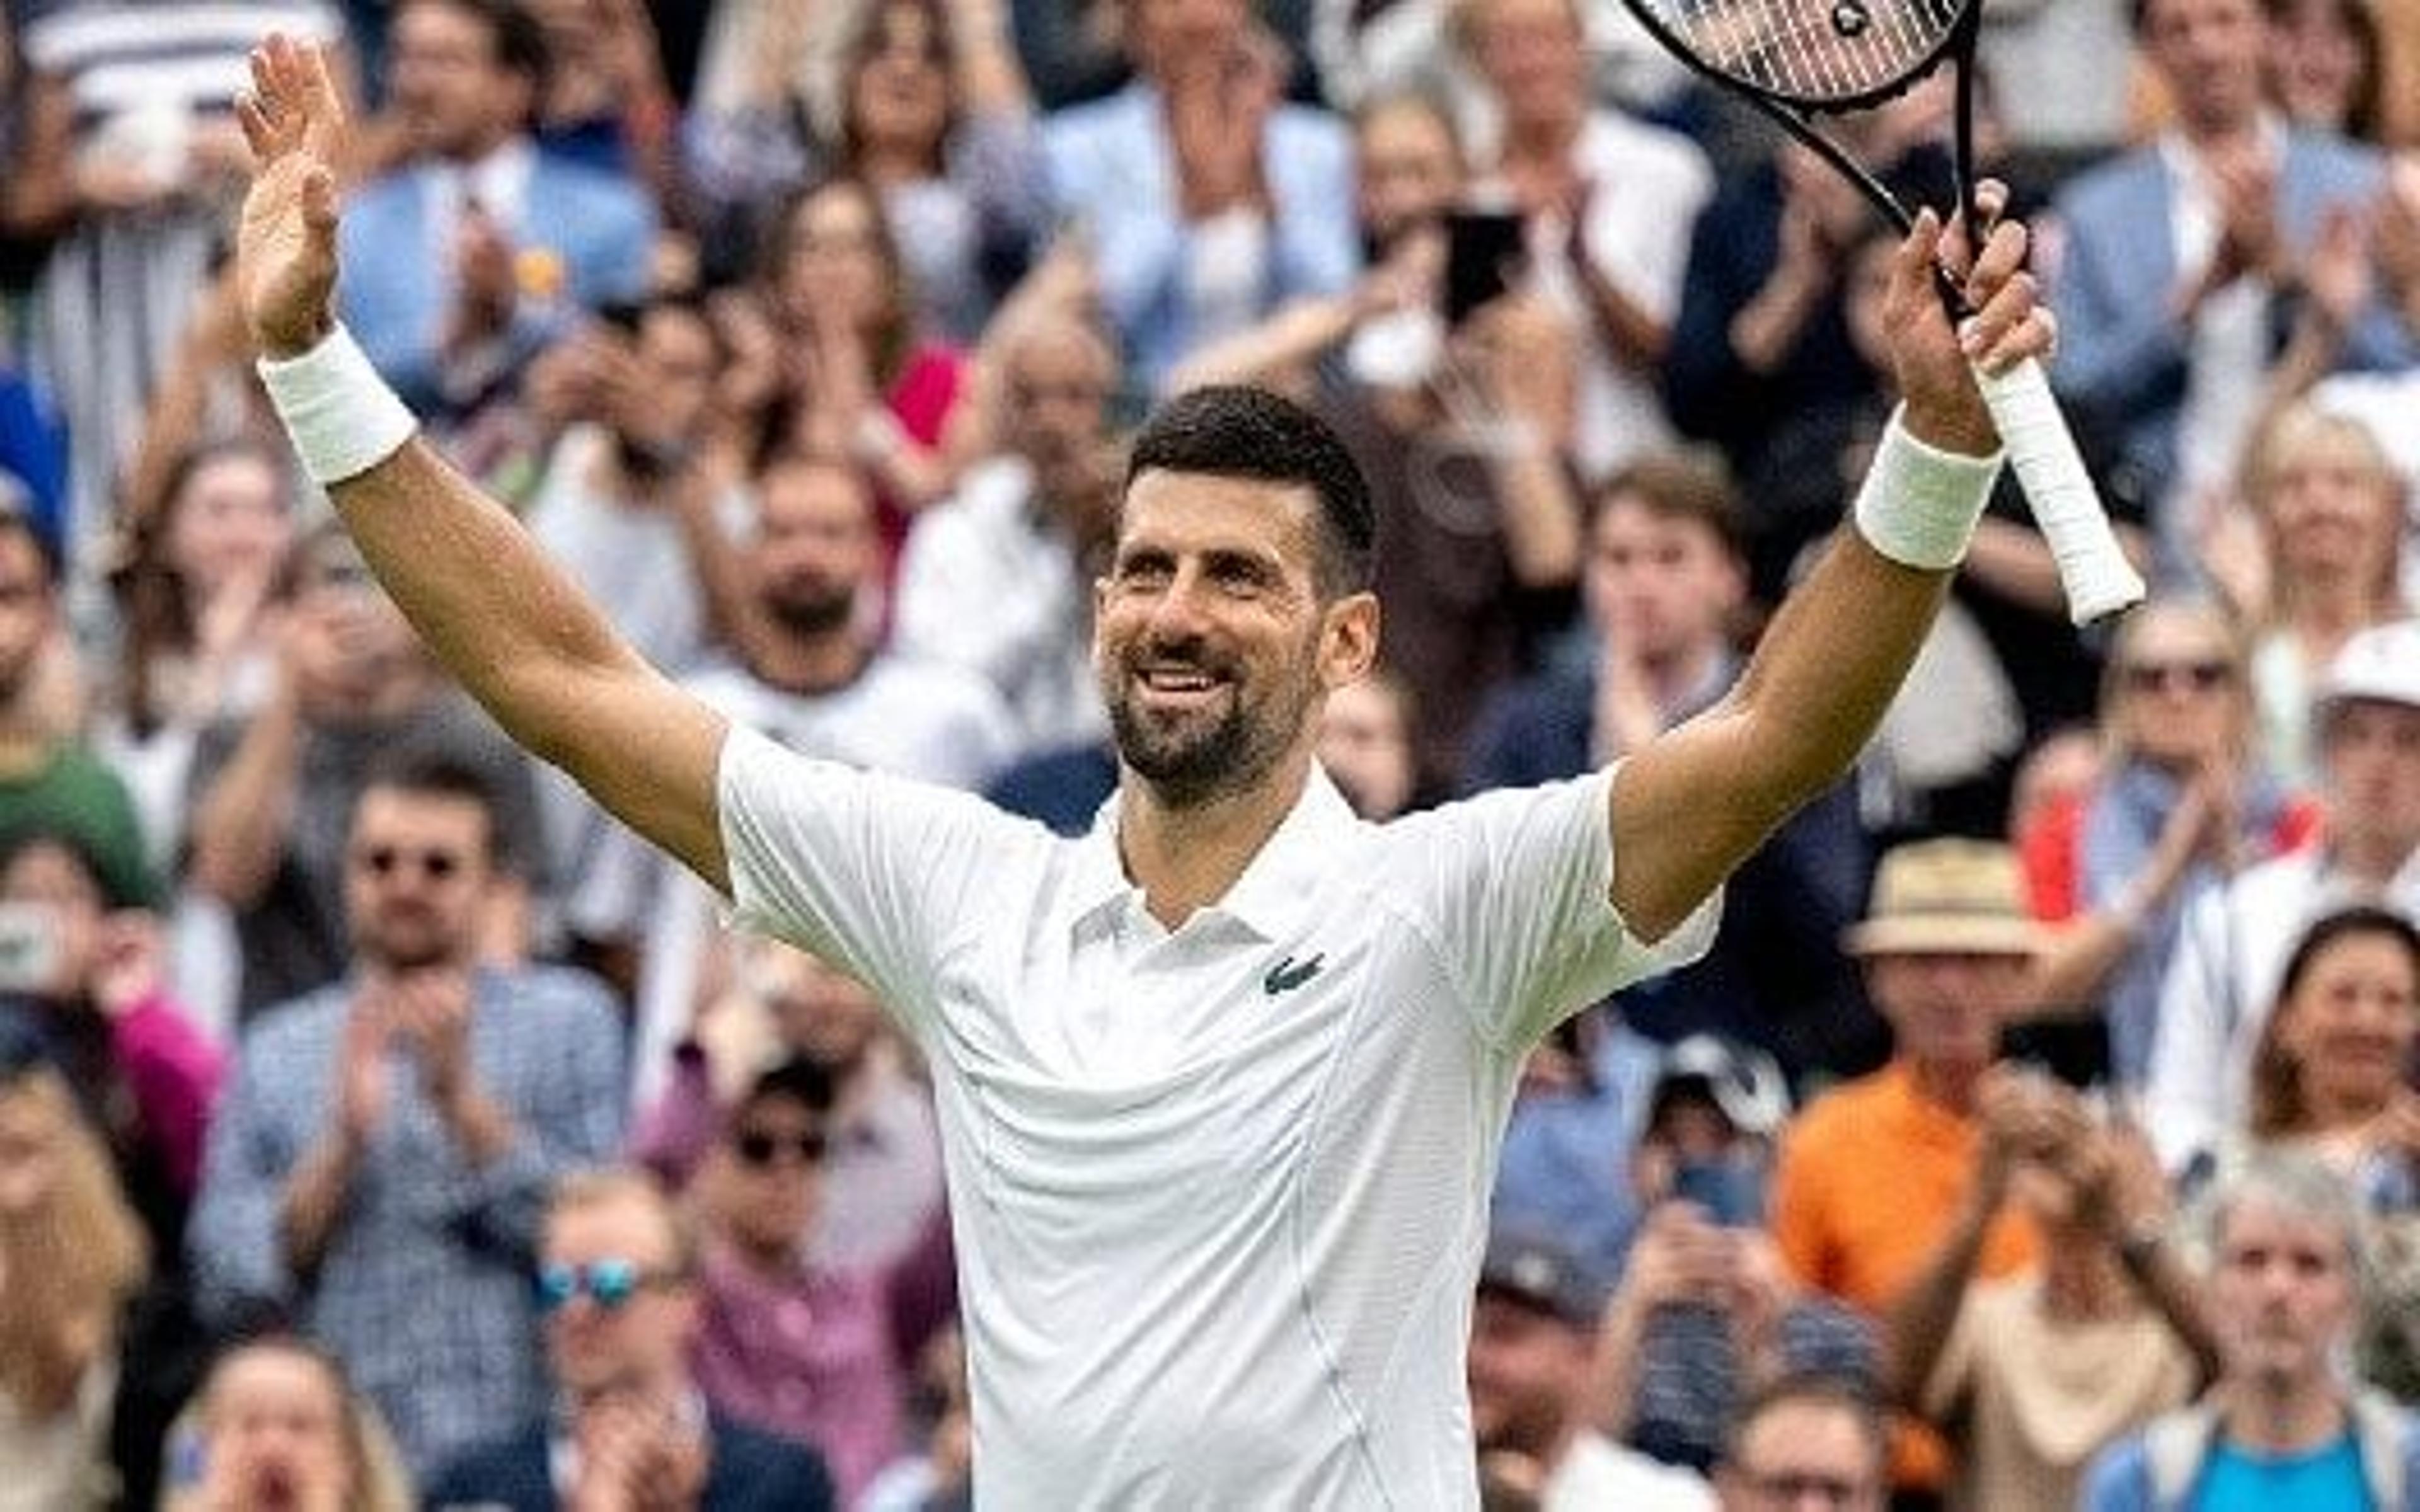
top-left (1103, 643), bottom-right (1313, 808)
top-left (760, 583), bottom-right (855, 638)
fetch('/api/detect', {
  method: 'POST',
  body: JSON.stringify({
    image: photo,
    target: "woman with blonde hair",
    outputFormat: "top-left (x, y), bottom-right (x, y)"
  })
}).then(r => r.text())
top-left (0, 1054), bottom-right (149, 1510)
top-left (158, 1335), bottom-right (412, 1512)
top-left (2022, 598), bottom-right (2322, 1087)
top-left (2211, 403), bottom-right (2410, 785)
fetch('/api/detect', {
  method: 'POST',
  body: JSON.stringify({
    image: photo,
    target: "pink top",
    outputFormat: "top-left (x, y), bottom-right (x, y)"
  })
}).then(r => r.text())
top-left (691, 1241), bottom-right (904, 1506)
top-left (111, 992), bottom-right (224, 1198)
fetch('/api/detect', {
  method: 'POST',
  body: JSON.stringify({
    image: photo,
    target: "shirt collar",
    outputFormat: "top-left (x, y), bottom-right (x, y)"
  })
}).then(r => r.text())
top-left (1065, 763), bottom-right (1363, 941)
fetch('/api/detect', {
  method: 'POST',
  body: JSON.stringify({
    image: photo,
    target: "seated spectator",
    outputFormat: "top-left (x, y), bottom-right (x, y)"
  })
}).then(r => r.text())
top-left (427, 1167), bottom-right (835, 1511)
top-left (1768, 839), bottom-right (2043, 1498)
top-left (0, 1057), bottom-right (148, 1512)
top-left (688, 1057), bottom-right (905, 1504)
top-left (2025, 598), bottom-right (2320, 1087)
top-left (160, 1334), bottom-right (412, 1512)
top-left (188, 755), bottom-right (625, 1479)
top-left (636, 937), bottom-right (945, 1278)
top-left (1466, 454), bottom-right (1872, 1082)
top-left (2238, 906), bottom-right (2420, 1396)
top-left (340, 0), bottom-right (655, 420)
top-left (183, 522), bottom-right (552, 1019)
top-left (1887, 1072), bottom-right (2214, 1509)
top-left (2201, 404), bottom-right (2411, 787)
top-left (1039, 0), bottom-right (1358, 391)
top-left (1586, 1039), bottom-right (1881, 1475)
top-left (1468, 1227), bottom-right (1714, 1509)
top-left (1710, 1373), bottom-right (1889, 1512)
top-left (2145, 619), bottom-right (2420, 1177)
top-left (2082, 1152), bottom-right (2420, 1509)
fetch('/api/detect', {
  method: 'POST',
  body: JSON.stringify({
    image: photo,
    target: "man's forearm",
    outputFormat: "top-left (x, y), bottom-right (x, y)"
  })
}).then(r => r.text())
top-left (1885, 1186), bottom-right (1996, 1408)
top-left (279, 1132), bottom-right (360, 1280)
top-left (188, 690), bottom-right (305, 907)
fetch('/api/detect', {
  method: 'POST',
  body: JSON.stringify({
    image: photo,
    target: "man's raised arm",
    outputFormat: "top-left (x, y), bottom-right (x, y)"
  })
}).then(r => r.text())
top-left (1610, 197), bottom-right (2058, 941)
top-left (235, 36), bottom-right (730, 892)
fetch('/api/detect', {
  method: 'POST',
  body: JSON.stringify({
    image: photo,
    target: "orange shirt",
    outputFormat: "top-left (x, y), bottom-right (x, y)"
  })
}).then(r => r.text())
top-left (1769, 1060), bottom-right (2040, 1489)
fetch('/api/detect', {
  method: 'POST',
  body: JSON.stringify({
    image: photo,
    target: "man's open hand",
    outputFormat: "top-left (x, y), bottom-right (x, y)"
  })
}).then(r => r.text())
top-left (236, 35), bottom-right (349, 358)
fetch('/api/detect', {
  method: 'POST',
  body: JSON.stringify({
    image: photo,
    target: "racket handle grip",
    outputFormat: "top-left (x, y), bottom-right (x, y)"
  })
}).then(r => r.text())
top-left (1970, 355), bottom-right (2146, 626)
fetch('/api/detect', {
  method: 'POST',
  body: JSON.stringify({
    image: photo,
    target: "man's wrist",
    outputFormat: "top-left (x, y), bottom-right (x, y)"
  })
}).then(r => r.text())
top-left (256, 323), bottom-right (420, 484)
top-left (1851, 406), bottom-right (2003, 571)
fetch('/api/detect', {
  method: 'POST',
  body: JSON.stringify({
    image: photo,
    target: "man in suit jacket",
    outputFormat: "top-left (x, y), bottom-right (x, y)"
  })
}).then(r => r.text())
top-left (338, 0), bottom-right (654, 416)
top-left (426, 1167), bottom-right (836, 1511)
top-left (2048, 0), bottom-right (2414, 581)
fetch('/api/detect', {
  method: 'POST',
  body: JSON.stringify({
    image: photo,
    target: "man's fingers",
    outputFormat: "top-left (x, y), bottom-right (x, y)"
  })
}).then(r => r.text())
top-left (305, 38), bottom-right (349, 127)
top-left (1894, 206), bottom-right (1944, 295)
top-left (301, 166), bottom-right (339, 236)
top-left (1964, 218), bottom-right (2031, 304)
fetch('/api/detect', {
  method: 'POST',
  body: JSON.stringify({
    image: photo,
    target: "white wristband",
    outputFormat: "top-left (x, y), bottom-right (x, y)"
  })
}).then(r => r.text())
top-left (256, 325), bottom-right (420, 486)
top-left (1851, 406), bottom-right (2003, 572)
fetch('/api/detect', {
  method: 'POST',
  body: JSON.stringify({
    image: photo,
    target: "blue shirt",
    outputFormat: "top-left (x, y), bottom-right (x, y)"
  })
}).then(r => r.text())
top-left (2196, 1433), bottom-right (2371, 1512)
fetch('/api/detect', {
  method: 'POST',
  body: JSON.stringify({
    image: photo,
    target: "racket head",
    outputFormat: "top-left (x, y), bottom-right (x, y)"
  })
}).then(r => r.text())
top-left (1613, 0), bottom-right (1977, 112)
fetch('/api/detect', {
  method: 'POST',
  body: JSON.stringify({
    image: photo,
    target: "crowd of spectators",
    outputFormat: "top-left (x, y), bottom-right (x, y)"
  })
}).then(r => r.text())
top-left (0, 0), bottom-right (2416, 1504)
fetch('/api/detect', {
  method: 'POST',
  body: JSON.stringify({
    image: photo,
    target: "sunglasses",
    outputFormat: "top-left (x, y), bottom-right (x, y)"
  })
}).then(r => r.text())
top-left (2122, 659), bottom-right (2232, 694)
top-left (534, 1258), bottom-right (682, 1315)
top-left (734, 1128), bottom-right (828, 1169)
top-left (352, 845), bottom-right (469, 882)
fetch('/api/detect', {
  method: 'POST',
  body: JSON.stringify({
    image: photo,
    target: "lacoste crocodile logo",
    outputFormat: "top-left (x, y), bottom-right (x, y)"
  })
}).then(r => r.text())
top-left (1263, 953), bottom-right (1325, 996)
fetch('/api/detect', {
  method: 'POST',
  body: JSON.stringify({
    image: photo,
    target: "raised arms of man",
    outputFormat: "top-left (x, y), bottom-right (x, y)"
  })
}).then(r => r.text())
top-left (1608, 201), bottom-right (2057, 941)
top-left (235, 37), bottom-right (734, 894)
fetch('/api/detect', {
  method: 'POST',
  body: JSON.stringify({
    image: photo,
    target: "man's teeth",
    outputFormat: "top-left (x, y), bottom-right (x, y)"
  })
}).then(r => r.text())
top-left (1144, 669), bottom-right (1214, 689)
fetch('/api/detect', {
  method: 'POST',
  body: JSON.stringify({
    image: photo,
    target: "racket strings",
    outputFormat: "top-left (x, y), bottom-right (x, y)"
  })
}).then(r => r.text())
top-left (1649, 0), bottom-right (1963, 101)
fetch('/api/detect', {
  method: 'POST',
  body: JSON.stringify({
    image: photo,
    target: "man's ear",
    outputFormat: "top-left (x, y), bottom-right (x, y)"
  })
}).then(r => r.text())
top-left (1319, 592), bottom-right (1381, 689)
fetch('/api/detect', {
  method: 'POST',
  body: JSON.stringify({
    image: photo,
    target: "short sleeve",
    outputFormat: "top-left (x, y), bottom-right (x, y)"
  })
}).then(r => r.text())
top-left (1381, 767), bottom-right (1719, 1051)
top-left (715, 724), bottom-right (1046, 1043)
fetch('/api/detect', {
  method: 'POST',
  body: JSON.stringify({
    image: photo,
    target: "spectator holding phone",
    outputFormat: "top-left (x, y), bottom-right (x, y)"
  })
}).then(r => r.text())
top-left (1886, 1071), bottom-right (2214, 1509)
top-left (1468, 1225), bottom-right (1715, 1509)
top-left (1584, 1038), bottom-right (1884, 1475)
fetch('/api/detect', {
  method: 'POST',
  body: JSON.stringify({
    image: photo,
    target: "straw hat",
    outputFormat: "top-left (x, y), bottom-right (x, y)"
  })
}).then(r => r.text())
top-left (1841, 838), bottom-right (2039, 958)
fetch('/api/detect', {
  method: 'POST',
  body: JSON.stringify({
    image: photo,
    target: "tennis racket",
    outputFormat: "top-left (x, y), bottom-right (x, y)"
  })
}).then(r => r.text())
top-left (1615, 0), bottom-right (2145, 623)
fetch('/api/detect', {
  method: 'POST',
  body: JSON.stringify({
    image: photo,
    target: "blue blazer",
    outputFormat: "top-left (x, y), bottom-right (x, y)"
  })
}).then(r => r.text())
top-left (2048, 129), bottom-right (2414, 561)
top-left (337, 148), bottom-right (655, 412)
top-left (423, 1411), bottom-right (836, 1512)
top-left (1040, 83), bottom-right (1358, 389)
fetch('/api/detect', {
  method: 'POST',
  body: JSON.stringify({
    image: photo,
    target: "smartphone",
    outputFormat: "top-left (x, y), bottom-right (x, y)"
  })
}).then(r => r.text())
top-left (0, 903), bottom-right (61, 995)
top-left (1443, 209), bottom-right (1527, 327)
top-left (1671, 1158), bottom-right (1766, 1228)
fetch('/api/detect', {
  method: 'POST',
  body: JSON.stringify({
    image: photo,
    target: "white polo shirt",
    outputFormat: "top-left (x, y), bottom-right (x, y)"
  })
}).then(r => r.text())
top-left (717, 726), bottom-right (1717, 1508)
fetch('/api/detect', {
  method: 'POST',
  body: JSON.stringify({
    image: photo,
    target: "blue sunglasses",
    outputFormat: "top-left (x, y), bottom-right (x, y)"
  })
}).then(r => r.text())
top-left (534, 1258), bottom-right (679, 1314)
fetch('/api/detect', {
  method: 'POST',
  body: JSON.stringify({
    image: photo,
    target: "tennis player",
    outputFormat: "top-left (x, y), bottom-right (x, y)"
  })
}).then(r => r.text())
top-left (235, 33), bottom-right (2058, 1506)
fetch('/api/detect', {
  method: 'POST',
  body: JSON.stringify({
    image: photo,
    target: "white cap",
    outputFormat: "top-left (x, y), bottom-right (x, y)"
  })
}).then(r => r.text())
top-left (2315, 619), bottom-right (2420, 719)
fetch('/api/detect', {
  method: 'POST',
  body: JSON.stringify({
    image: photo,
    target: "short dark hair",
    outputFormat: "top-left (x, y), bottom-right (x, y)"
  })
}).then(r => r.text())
top-left (735, 1055), bottom-right (839, 1125)
top-left (1126, 386), bottom-right (1376, 598)
top-left (405, 0), bottom-right (550, 91)
top-left (1588, 448), bottom-right (1745, 559)
top-left (1722, 1372), bottom-right (1889, 1476)
top-left (355, 751), bottom-right (505, 864)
